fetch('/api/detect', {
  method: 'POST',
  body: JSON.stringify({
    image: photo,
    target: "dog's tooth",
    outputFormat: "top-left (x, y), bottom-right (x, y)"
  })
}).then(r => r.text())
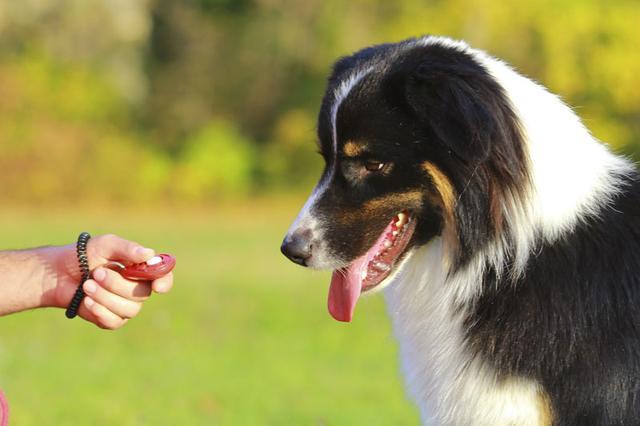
top-left (395, 213), bottom-right (408, 227)
top-left (373, 261), bottom-right (391, 272)
top-left (384, 240), bottom-right (392, 248)
top-left (392, 231), bottom-right (398, 236)
top-left (361, 269), bottom-right (368, 279)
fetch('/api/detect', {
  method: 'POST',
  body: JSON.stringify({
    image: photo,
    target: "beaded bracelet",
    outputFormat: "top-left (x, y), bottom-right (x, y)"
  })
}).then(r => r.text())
top-left (65, 232), bottom-right (91, 319)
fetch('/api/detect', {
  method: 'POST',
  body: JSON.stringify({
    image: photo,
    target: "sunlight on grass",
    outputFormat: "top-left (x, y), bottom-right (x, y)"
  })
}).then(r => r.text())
top-left (0, 201), bottom-right (419, 425)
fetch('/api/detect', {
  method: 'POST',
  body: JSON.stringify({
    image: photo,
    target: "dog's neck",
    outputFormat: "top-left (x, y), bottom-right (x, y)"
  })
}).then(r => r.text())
top-left (383, 238), bottom-right (549, 425)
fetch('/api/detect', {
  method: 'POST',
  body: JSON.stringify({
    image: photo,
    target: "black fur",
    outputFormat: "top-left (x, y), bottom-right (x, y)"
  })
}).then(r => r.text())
top-left (286, 36), bottom-right (640, 424)
top-left (313, 39), bottom-right (528, 268)
top-left (383, 42), bottom-right (529, 267)
top-left (467, 173), bottom-right (640, 424)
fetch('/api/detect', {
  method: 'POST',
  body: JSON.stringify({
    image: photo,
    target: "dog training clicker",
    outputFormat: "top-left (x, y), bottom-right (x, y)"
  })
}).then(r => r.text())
top-left (66, 232), bottom-right (176, 319)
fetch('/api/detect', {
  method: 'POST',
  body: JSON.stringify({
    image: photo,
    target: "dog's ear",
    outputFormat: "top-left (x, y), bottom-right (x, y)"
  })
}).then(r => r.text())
top-left (394, 55), bottom-right (504, 163)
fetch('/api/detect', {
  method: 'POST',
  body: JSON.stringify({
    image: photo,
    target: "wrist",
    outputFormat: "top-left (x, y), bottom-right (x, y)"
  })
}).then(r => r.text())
top-left (39, 244), bottom-right (80, 309)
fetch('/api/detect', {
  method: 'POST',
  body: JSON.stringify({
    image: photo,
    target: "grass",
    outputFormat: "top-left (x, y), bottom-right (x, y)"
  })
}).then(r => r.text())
top-left (0, 200), bottom-right (419, 425)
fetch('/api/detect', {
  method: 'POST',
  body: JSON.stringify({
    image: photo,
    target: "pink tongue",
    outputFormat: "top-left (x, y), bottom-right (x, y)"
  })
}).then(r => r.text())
top-left (328, 256), bottom-right (368, 322)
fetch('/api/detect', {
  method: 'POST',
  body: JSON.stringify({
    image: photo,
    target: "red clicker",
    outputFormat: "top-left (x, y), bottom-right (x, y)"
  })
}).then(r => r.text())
top-left (118, 253), bottom-right (176, 280)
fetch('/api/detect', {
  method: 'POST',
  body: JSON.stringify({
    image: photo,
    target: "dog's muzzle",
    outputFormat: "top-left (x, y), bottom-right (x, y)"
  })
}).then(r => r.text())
top-left (281, 227), bottom-right (313, 267)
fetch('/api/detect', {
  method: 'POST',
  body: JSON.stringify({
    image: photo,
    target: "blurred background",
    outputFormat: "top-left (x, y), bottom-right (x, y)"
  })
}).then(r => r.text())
top-left (0, 0), bottom-right (638, 424)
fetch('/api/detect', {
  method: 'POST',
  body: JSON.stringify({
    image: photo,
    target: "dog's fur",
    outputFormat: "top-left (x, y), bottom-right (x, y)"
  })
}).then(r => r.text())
top-left (281, 36), bottom-right (640, 425)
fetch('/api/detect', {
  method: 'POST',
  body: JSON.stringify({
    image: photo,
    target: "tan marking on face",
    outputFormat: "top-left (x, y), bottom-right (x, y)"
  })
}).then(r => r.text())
top-left (335, 191), bottom-right (423, 226)
top-left (362, 191), bottom-right (423, 212)
top-left (422, 161), bottom-right (458, 265)
top-left (422, 162), bottom-right (456, 215)
top-left (343, 140), bottom-right (366, 157)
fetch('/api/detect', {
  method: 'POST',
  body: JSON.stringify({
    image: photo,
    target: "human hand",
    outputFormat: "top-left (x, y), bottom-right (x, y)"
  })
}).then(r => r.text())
top-left (47, 234), bottom-right (174, 329)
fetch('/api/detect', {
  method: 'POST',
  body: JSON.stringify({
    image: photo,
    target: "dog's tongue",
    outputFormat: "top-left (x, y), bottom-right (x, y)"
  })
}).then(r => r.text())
top-left (328, 256), bottom-right (368, 322)
top-left (326, 213), bottom-right (409, 322)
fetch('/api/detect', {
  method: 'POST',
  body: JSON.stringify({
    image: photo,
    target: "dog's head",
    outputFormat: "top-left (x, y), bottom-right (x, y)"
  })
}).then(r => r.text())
top-left (281, 37), bottom-right (528, 321)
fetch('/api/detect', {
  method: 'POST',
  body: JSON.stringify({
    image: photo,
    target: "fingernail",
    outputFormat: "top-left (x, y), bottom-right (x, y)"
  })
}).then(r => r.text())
top-left (85, 297), bottom-right (94, 307)
top-left (84, 280), bottom-right (97, 294)
top-left (93, 268), bottom-right (106, 282)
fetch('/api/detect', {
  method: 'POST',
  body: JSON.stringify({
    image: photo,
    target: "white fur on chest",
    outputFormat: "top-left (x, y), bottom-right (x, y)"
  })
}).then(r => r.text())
top-left (384, 239), bottom-right (548, 425)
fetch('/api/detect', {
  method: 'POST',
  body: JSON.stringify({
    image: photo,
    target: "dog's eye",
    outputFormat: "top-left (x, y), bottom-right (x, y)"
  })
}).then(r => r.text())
top-left (364, 160), bottom-right (385, 172)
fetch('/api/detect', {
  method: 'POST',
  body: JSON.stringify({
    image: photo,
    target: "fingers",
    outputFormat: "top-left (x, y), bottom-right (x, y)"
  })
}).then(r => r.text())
top-left (88, 234), bottom-right (155, 265)
top-left (81, 297), bottom-right (128, 330)
top-left (71, 266), bottom-right (173, 330)
top-left (79, 267), bottom-right (153, 329)
top-left (76, 302), bottom-right (100, 326)
top-left (152, 272), bottom-right (174, 294)
top-left (83, 278), bottom-right (142, 319)
top-left (73, 294), bottom-right (126, 330)
top-left (93, 267), bottom-right (152, 301)
top-left (61, 233), bottom-right (174, 330)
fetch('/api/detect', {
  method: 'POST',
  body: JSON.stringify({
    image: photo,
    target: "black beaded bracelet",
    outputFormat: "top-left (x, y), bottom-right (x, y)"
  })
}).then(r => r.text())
top-left (65, 232), bottom-right (91, 319)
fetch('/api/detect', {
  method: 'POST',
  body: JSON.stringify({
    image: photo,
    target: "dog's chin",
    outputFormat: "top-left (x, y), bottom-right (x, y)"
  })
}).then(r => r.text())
top-left (327, 211), bottom-right (417, 322)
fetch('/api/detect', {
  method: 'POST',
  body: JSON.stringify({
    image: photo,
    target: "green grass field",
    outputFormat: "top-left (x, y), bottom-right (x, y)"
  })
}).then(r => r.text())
top-left (0, 201), bottom-right (419, 425)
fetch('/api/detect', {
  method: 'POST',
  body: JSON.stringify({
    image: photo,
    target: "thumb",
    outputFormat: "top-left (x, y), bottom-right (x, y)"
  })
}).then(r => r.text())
top-left (89, 234), bottom-right (155, 265)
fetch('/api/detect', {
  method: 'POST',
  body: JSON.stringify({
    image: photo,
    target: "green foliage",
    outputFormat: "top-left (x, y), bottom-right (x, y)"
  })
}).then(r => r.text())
top-left (174, 121), bottom-right (256, 200)
top-left (89, 134), bottom-right (174, 203)
top-left (260, 109), bottom-right (323, 190)
top-left (0, 0), bottom-right (639, 204)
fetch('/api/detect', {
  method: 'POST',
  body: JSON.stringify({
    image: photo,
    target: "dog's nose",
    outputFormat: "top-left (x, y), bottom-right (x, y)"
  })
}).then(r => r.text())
top-left (281, 228), bottom-right (313, 266)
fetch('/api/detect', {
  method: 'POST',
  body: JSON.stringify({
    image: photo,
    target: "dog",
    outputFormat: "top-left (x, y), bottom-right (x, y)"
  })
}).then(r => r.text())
top-left (280, 35), bottom-right (640, 425)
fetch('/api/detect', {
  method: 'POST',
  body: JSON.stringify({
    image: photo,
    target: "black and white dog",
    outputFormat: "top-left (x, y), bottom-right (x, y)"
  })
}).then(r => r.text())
top-left (281, 36), bottom-right (640, 425)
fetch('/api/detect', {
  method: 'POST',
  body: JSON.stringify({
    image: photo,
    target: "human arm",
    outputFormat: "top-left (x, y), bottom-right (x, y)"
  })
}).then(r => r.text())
top-left (0, 234), bottom-right (174, 329)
